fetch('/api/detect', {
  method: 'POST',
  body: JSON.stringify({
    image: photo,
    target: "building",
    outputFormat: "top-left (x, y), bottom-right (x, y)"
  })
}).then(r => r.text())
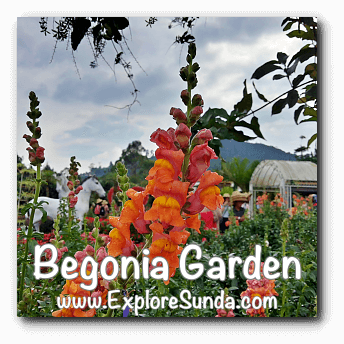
top-left (249, 160), bottom-right (317, 214)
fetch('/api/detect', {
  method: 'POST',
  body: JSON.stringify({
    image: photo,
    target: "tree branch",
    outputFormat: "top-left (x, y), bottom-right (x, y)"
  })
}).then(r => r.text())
top-left (245, 79), bottom-right (314, 119)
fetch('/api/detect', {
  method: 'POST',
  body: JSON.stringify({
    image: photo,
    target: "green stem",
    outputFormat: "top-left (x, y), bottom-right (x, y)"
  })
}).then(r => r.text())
top-left (67, 200), bottom-right (73, 233)
top-left (124, 234), bottom-right (153, 288)
top-left (181, 147), bottom-right (191, 182)
top-left (27, 277), bottom-right (50, 315)
top-left (186, 60), bottom-right (193, 119)
top-left (104, 235), bottom-right (153, 318)
top-left (19, 164), bottom-right (42, 300)
top-left (280, 237), bottom-right (287, 317)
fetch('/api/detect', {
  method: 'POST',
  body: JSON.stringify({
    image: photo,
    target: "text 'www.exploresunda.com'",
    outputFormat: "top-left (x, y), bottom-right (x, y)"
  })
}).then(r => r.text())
top-left (57, 289), bottom-right (278, 316)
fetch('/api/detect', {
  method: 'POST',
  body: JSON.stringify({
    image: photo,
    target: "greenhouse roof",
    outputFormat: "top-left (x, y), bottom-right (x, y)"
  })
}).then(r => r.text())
top-left (250, 160), bottom-right (317, 188)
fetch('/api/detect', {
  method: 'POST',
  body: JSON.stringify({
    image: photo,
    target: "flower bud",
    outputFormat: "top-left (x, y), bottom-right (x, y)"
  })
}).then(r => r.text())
top-left (191, 94), bottom-right (204, 107)
top-left (180, 90), bottom-right (190, 106)
top-left (188, 43), bottom-right (196, 59)
top-left (116, 161), bottom-right (128, 176)
top-left (23, 134), bottom-right (32, 143)
top-left (67, 181), bottom-right (73, 190)
top-left (175, 123), bottom-right (192, 149)
top-left (57, 240), bottom-right (66, 249)
top-left (69, 196), bottom-right (78, 208)
top-left (26, 121), bottom-right (34, 132)
top-left (192, 129), bottom-right (213, 146)
top-left (191, 106), bottom-right (203, 117)
top-left (27, 149), bottom-right (36, 164)
top-left (92, 226), bottom-right (99, 238)
top-left (191, 62), bottom-right (200, 73)
top-left (84, 245), bottom-right (95, 256)
top-left (96, 236), bottom-right (106, 248)
top-left (34, 126), bottom-right (42, 138)
top-left (68, 191), bottom-right (75, 199)
top-left (35, 146), bottom-right (45, 163)
top-left (75, 185), bottom-right (83, 194)
top-left (29, 138), bottom-right (39, 149)
top-left (117, 175), bottom-right (130, 184)
top-left (170, 107), bottom-right (187, 124)
top-left (187, 72), bottom-right (198, 89)
top-left (179, 67), bottom-right (188, 81)
top-left (49, 238), bottom-right (57, 246)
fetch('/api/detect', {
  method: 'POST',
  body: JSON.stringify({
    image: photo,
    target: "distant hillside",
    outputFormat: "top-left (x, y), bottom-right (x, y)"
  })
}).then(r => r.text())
top-left (79, 140), bottom-right (296, 179)
top-left (210, 140), bottom-right (296, 170)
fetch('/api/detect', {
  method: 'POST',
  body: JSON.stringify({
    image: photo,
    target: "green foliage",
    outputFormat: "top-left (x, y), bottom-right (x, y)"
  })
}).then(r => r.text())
top-left (132, 204), bottom-right (317, 317)
top-left (17, 188), bottom-right (317, 317)
top-left (250, 17), bottom-right (317, 147)
top-left (219, 157), bottom-right (260, 192)
top-left (115, 140), bottom-right (154, 187)
top-left (191, 17), bottom-right (317, 157)
top-left (191, 83), bottom-right (265, 157)
top-left (220, 186), bottom-right (233, 196)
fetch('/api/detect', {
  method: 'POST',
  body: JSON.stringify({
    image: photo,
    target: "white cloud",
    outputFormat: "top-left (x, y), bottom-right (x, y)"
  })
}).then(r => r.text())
top-left (17, 17), bottom-right (316, 174)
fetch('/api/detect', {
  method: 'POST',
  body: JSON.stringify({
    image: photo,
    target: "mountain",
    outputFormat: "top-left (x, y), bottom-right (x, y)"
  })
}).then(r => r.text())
top-left (209, 140), bottom-right (296, 170)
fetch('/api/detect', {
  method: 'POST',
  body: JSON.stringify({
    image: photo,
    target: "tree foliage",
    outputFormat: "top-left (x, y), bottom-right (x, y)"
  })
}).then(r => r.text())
top-left (38, 17), bottom-right (198, 115)
top-left (218, 157), bottom-right (260, 192)
top-left (250, 17), bottom-right (317, 147)
top-left (192, 17), bottom-right (317, 157)
top-left (115, 140), bottom-right (154, 186)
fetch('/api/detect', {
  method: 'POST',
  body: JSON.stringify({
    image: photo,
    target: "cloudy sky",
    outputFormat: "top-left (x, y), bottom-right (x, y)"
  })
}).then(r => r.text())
top-left (17, 16), bottom-right (316, 173)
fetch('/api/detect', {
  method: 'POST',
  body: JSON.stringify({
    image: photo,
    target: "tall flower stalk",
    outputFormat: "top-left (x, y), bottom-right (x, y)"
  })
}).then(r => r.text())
top-left (53, 43), bottom-right (225, 317)
top-left (280, 218), bottom-right (289, 317)
top-left (19, 92), bottom-right (46, 300)
top-left (66, 156), bottom-right (82, 233)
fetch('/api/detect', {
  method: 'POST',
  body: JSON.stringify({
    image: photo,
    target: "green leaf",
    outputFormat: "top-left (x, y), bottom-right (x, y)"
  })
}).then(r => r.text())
top-left (286, 58), bottom-right (299, 76)
top-left (299, 117), bottom-right (317, 124)
top-left (234, 93), bottom-right (252, 115)
top-left (235, 117), bottom-right (265, 140)
top-left (272, 97), bottom-right (288, 115)
top-left (287, 29), bottom-right (315, 41)
top-left (307, 133), bottom-right (318, 147)
top-left (228, 286), bottom-right (239, 291)
top-left (303, 107), bottom-right (317, 118)
top-left (305, 63), bottom-right (317, 80)
top-left (250, 116), bottom-right (265, 140)
top-left (208, 139), bottom-right (222, 157)
top-left (20, 202), bottom-right (33, 216)
top-left (277, 52), bottom-right (288, 65)
top-left (292, 74), bottom-right (305, 88)
top-left (251, 60), bottom-right (282, 80)
top-left (282, 21), bottom-right (294, 31)
top-left (289, 46), bottom-right (316, 66)
top-left (252, 82), bottom-right (268, 102)
top-left (273, 74), bottom-right (286, 80)
top-left (287, 89), bottom-right (299, 108)
top-left (71, 18), bottom-right (92, 51)
top-left (217, 127), bottom-right (255, 142)
top-left (305, 84), bottom-right (317, 99)
top-left (294, 105), bottom-right (305, 124)
top-left (41, 208), bottom-right (48, 223)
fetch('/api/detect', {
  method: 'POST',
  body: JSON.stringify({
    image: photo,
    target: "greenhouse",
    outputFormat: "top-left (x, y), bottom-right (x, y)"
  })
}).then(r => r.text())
top-left (249, 160), bottom-right (317, 214)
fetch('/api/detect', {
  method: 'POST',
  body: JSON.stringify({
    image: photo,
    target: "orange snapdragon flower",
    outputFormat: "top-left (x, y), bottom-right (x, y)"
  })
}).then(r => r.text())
top-left (186, 171), bottom-right (224, 214)
top-left (146, 159), bottom-right (175, 192)
top-left (148, 232), bottom-right (184, 285)
top-left (107, 216), bottom-right (135, 257)
top-left (144, 195), bottom-right (185, 227)
top-left (240, 262), bottom-right (278, 317)
top-left (52, 265), bottom-right (108, 318)
top-left (120, 189), bottom-right (150, 234)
